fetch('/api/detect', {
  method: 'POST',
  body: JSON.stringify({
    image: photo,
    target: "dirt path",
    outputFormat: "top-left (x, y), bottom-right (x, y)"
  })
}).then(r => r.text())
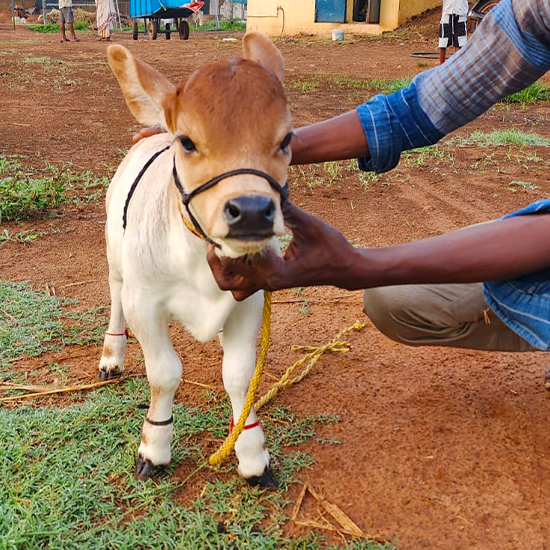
top-left (1, 22), bottom-right (550, 549)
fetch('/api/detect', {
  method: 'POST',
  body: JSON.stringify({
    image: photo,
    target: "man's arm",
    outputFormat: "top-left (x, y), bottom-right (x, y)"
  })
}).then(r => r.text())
top-left (290, 110), bottom-right (368, 165)
top-left (207, 203), bottom-right (550, 300)
top-left (355, 0), bottom-right (550, 173)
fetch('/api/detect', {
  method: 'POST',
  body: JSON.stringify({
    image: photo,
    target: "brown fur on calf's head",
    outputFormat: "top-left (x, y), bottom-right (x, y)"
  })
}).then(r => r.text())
top-left (108, 33), bottom-right (292, 258)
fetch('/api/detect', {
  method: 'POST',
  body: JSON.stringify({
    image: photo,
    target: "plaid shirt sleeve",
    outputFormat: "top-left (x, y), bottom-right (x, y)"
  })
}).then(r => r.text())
top-left (357, 0), bottom-right (550, 173)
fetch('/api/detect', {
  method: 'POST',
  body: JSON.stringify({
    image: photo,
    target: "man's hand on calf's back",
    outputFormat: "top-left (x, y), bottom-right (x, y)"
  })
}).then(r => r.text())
top-left (132, 126), bottom-right (166, 144)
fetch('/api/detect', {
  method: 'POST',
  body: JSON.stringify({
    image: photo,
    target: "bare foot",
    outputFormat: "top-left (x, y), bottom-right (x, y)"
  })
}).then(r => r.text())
top-left (60, 37), bottom-right (69, 42)
top-left (72, 37), bottom-right (81, 42)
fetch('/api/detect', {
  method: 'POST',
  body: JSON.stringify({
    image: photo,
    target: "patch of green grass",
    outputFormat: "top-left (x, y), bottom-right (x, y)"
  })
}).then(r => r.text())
top-left (368, 77), bottom-right (412, 95)
top-left (0, 164), bottom-right (66, 223)
top-left (287, 75), bottom-right (411, 96)
top-left (120, 22), bottom-right (146, 32)
top-left (0, 378), bottom-right (377, 549)
top-left (191, 19), bottom-right (246, 31)
top-left (27, 21), bottom-right (89, 33)
top-left (0, 154), bottom-right (110, 221)
top-left (22, 55), bottom-right (54, 64)
top-left (447, 129), bottom-right (550, 148)
top-left (0, 281), bottom-right (107, 370)
top-left (507, 180), bottom-right (539, 192)
top-left (501, 81), bottom-right (550, 104)
top-left (287, 77), bottom-right (320, 94)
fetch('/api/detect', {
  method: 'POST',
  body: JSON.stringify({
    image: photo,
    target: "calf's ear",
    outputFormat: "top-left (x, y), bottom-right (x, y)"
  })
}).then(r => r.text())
top-left (242, 31), bottom-right (284, 83)
top-left (107, 44), bottom-right (178, 132)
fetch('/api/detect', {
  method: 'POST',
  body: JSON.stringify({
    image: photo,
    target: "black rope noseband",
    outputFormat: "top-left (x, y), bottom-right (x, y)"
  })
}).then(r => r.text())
top-left (122, 139), bottom-right (289, 247)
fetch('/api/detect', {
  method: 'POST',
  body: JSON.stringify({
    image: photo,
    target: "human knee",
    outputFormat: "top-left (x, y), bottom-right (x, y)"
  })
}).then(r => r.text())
top-left (363, 287), bottom-right (405, 341)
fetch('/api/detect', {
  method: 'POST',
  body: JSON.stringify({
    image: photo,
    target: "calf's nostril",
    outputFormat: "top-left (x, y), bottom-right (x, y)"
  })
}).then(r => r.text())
top-left (225, 201), bottom-right (241, 222)
top-left (264, 202), bottom-right (275, 222)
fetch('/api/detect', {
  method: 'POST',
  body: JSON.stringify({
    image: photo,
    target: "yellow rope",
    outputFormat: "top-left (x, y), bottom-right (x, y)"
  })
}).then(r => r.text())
top-left (255, 320), bottom-right (365, 412)
top-left (208, 300), bottom-right (365, 465)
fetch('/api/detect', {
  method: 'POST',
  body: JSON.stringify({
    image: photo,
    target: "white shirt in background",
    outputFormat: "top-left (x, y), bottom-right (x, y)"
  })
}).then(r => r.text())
top-left (442, 0), bottom-right (469, 16)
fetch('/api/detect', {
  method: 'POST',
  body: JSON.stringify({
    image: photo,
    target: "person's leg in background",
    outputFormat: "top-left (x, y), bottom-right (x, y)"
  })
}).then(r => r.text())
top-left (438, 13), bottom-right (451, 64)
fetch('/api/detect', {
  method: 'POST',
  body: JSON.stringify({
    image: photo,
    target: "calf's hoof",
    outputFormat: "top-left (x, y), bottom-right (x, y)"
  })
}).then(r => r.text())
top-left (99, 368), bottom-right (122, 381)
top-left (246, 466), bottom-right (278, 489)
top-left (545, 366), bottom-right (550, 391)
top-left (135, 455), bottom-right (165, 481)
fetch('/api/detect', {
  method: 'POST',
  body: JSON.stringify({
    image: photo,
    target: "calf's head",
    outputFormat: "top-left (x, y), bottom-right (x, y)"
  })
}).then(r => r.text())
top-left (108, 33), bottom-right (292, 258)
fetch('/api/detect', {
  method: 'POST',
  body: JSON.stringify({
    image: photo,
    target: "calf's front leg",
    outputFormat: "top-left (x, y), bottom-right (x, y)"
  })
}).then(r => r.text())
top-left (124, 298), bottom-right (182, 480)
top-left (222, 293), bottom-right (277, 488)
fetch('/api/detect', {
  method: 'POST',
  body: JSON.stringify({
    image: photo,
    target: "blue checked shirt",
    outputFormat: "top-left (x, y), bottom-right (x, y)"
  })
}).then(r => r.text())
top-left (356, 0), bottom-right (550, 350)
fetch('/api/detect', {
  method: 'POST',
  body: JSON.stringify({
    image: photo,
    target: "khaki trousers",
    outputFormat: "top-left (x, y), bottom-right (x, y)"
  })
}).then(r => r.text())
top-left (363, 282), bottom-right (537, 352)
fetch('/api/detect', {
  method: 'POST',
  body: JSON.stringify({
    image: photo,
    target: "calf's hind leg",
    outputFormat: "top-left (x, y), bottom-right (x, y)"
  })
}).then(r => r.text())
top-left (99, 273), bottom-right (127, 380)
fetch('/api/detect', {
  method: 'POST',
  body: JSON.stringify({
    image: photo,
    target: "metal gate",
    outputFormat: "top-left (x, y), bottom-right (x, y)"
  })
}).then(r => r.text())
top-left (315, 0), bottom-right (346, 23)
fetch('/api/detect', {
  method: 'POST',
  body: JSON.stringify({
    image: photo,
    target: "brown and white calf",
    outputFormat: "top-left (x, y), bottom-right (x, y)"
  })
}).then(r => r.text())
top-left (99, 33), bottom-right (292, 486)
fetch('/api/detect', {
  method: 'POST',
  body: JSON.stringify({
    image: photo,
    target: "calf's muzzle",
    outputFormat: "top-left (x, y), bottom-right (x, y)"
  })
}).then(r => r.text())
top-left (173, 159), bottom-right (289, 248)
top-left (224, 195), bottom-right (276, 240)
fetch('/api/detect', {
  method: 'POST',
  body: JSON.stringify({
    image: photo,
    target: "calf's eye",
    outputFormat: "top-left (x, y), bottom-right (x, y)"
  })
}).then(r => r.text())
top-left (279, 132), bottom-right (293, 152)
top-left (179, 136), bottom-right (197, 153)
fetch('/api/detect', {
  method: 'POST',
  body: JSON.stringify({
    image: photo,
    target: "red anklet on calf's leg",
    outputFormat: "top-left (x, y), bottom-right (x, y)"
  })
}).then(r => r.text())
top-left (229, 416), bottom-right (261, 433)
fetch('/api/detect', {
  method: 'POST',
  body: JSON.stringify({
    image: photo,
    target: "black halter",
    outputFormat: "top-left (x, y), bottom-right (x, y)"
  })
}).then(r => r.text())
top-left (172, 160), bottom-right (289, 249)
top-left (122, 145), bottom-right (170, 231)
top-left (122, 140), bottom-right (289, 249)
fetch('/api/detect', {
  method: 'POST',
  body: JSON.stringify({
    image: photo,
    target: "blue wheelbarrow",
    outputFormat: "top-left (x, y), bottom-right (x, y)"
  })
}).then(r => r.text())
top-left (130, 0), bottom-right (203, 40)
